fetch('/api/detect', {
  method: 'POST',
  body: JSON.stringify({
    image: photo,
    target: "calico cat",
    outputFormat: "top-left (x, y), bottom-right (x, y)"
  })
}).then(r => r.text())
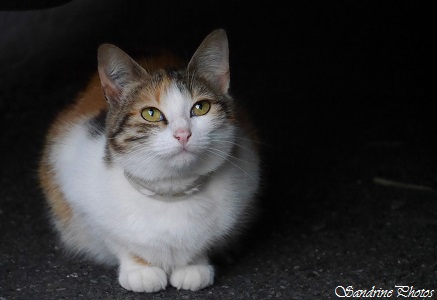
top-left (38, 29), bottom-right (261, 293)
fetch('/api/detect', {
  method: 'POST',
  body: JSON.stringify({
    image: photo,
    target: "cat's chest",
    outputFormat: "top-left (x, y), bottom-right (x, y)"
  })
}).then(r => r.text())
top-left (95, 170), bottom-right (225, 247)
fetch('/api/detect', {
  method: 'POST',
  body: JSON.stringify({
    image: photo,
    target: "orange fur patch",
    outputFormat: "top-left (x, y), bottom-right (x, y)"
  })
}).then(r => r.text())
top-left (38, 156), bottom-right (72, 227)
top-left (154, 72), bottom-right (173, 104)
top-left (46, 74), bottom-right (107, 141)
top-left (131, 254), bottom-right (150, 266)
top-left (137, 53), bottom-right (184, 105)
top-left (39, 74), bottom-right (106, 226)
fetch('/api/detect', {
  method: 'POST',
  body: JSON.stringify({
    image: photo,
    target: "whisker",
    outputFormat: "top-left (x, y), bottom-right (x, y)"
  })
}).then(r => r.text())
top-left (209, 139), bottom-right (256, 154)
top-left (208, 147), bottom-right (256, 166)
top-left (205, 148), bottom-right (254, 181)
top-left (232, 136), bottom-right (269, 146)
top-left (208, 132), bottom-right (268, 145)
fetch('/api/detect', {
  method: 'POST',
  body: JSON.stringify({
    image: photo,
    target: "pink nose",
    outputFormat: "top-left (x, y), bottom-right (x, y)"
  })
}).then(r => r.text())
top-left (174, 128), bottom-right (191, 145)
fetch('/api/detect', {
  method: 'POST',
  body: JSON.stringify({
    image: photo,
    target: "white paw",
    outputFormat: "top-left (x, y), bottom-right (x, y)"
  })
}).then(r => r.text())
top-left (170, 265), bottom-right (214, 291)
top-left (118, 266), bottom-right (167, 292)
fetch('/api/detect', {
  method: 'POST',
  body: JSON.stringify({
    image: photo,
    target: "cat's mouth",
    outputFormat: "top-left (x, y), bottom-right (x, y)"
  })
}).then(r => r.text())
top-left (166, 147), bottom-right (197, 165)
top-left (174, 144), bottom-right (197, 156)
top-left (174, 148), bottom-right (197, 162)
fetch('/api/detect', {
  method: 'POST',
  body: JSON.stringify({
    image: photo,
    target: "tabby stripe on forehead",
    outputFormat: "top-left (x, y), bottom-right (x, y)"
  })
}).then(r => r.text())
top-left (152, 71), bottom-right (173, 103)
top-left (174, 80), bottom-right (186, 95)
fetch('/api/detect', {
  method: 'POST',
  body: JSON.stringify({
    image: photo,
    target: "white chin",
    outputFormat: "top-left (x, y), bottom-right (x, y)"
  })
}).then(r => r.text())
top-left (169, 150), bottom-right (197, 168)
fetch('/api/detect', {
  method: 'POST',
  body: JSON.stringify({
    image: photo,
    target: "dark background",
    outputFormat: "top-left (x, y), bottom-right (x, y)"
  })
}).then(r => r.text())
top-left (1, 1), bottom-right (436, 299)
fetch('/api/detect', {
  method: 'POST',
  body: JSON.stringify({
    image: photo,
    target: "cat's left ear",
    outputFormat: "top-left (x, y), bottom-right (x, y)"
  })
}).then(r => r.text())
top-left (188, 29), bottom-right (230, 94)
top-left (97, 44), bottom-right (148, 106)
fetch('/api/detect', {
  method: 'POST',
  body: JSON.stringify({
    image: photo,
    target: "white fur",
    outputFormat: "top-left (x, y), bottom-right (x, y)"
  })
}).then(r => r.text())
top-left (170, 264), bottom-right (215, 291)
top-left (48, 84), bottom-right (260, 292)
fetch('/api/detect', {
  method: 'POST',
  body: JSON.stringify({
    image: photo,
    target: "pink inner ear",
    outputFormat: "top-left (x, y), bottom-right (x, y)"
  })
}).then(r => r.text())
top-left (98, 65), bottom-right (121, 102)
top-left (102, 83), bottom-right (120, 101)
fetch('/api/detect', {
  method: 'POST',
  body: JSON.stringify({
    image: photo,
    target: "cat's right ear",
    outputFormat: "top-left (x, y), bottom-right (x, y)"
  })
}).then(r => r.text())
top-left (97, 44), bottom-right (148, 106)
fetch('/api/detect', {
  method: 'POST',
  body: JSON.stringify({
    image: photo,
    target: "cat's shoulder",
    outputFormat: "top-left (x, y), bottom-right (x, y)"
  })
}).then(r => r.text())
top-left (45, 73), bottom-right (106, 140)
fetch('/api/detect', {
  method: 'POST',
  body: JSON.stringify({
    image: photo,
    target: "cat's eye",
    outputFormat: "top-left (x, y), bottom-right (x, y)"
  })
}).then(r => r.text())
top-left (141, 107), bottom-right (163, 122)
top-left (191, 100), bottom-right (211, 117)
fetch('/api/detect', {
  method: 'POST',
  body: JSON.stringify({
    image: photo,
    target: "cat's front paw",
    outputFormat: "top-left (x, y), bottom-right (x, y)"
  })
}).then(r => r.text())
top-left (170, 264), bottom-right (214, 291)
top-left (119, 266), bottom-right (167, 292)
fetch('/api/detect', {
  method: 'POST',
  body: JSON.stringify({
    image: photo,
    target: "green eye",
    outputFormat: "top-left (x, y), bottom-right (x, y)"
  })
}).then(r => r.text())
top-left (141, 107), bottom-right (163, 122)
top-left (191, 100), bottom-right (211, 117)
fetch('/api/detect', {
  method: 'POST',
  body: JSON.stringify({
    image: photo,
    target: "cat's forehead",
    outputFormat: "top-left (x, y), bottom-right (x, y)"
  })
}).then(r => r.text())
top-left (134, 69), bottom-right (212, 108)
top-left (134, 76), bottom-right (186, 108)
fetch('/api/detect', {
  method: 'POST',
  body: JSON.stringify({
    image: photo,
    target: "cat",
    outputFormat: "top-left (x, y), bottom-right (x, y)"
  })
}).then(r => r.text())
top-left (38, 28), bottom-right (261, 293)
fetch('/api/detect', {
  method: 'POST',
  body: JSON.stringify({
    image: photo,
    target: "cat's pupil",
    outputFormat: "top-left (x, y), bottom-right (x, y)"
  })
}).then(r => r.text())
top-left (195, 104), bottom-right (202, 110)
top-left (148, 109), bottom-right (154, 116)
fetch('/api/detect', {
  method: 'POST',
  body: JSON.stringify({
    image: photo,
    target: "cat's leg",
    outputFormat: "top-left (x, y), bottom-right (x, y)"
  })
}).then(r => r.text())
top-left (170, 254), bottom-right (214, 291)
top-left (118, 253), bottom-right (167, 292)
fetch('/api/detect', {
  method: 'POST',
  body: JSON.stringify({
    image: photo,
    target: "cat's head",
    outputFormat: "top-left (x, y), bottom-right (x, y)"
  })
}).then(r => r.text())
top-left (97, 29), bottom-right (237, 180)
